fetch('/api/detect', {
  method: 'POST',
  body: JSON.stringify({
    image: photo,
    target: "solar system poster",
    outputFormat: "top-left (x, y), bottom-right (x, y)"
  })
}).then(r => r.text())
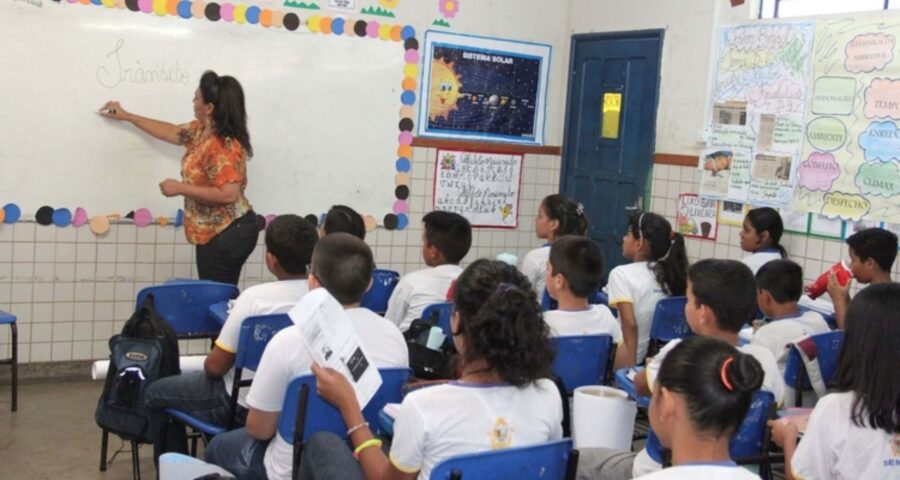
top-left (418, 31), bottom-right (551, 145)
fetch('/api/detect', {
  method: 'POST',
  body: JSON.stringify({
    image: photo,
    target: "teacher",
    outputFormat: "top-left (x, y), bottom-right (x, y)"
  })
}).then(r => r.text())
top-left (100, 70), bottom-right (259, 285)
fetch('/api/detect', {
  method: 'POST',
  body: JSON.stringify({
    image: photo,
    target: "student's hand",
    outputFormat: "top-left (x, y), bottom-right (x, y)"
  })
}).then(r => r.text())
top-left (159, 179), bottom-right (183, 197)
top-left (311, 362), bottom-right (359, 414)
top-left (99, 101), bottom-right (129, 121)
top-left (767, 418), bottom-right (799, 449)
top-left (826, 272), bottom-right (852, 302)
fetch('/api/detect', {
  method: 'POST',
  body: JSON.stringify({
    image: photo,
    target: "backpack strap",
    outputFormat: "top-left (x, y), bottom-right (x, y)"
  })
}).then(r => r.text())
top-left (791, 336), bottom-right (827, 400)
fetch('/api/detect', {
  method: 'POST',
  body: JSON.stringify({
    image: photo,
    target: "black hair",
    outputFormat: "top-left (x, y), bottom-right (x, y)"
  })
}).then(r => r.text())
top-left (657, 336), bottom-right (764, 438)
top-left (322, 205), bottom-right (366, 240)
top-left (199, 70), bottom-right (253, 157)
top-left (422, 211), bottom-right (472, 264)
top-left (688, 259), bottom-right (757, 332)
top-left (627, 211), bottom-right (688, 296)
top-left (548, 235), bottom-right (604, 298)
top-left (311, 233), bottom-right (374, 305)
top-left (264, 214), bottom-right (319, 275)
top-left (541, 194), bottom-right (588, 237)
top-left (755, 259), bottom-right (803, 303)
top-left (835, 282), bottom-right (900, 434)
top-left (846, 228), bottom-right (898, 272)
top-left (745, 207), bottom-right (786, 258)
top-left (452, 259), bottom-right (554, 386)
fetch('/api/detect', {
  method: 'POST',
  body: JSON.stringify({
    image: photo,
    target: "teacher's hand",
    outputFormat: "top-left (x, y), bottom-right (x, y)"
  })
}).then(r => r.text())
top-left (159, 179), bottom-right (183, 197)
top-left (99, 101), bottom-right (129, 120)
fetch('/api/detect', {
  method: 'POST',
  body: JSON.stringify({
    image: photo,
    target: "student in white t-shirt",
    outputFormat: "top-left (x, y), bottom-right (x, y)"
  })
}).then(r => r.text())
top-left (751, 260), bottom-right (830, 374)
top-left (297, 259), bottom-right (563, 480)
top-left (520, 194), bottom-right (588, 297)
top-left (544, 235), bottom-right (630, 369)
top-left (607, 211), bottom-right (688, 364)
top-left (384, 211), bottom-right (472, 331)
top-left (145, 214), bottom-right (319, 456)
top-left (205, 233), bottom-right (408, 480)
top-left (739, 207), bottom-right (787, 275)
top-left (579, 259), bottom-right (784, 480)
top-left (634, 336), bottom-right (765, 480)
top-left (770, 283), bottom-right (900, 480)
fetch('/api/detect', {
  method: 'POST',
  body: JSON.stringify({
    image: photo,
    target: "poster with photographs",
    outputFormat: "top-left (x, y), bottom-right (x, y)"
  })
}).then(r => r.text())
top-left (676, 193), bottom-right (719, 241)
top-left (718, 200), bottom-right (748, 227)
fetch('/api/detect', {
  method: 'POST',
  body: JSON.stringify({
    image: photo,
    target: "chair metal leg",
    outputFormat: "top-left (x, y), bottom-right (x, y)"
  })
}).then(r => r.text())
top-left (100, 429), bottom-right (109, 472)
top-left (10, 322), bottom-right (16, 412)
top-left (131, 440), bottom-right (141, 480)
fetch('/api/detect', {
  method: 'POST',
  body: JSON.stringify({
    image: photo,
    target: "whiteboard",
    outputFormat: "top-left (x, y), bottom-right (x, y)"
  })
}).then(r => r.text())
top-left (0, 0), bottom-right (406, 219)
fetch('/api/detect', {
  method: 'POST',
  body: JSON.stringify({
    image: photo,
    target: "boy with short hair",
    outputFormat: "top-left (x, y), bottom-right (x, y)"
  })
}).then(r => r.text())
top-left (751, 259), bottom-right (830, 374)
top-left (828, 227), bottom-right (897, 329)
top-left (385, 211), bottom-right (472, 332)
top-left (146, 214), bottom-right (319, 454)
top-left (544, 236), bottom-right (630, 369)
top-left (205, 233), bottom-right (408, 480)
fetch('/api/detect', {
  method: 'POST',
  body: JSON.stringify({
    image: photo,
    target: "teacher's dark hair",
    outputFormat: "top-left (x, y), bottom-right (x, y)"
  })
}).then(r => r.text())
top-left (199, 70), bottom-right (253, 157)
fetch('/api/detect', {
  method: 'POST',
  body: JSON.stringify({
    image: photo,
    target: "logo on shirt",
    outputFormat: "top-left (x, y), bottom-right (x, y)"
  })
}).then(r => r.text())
top-left (892, 434), bottom-right (900, 457)
top-left (489, 418), bottom-right (513, 449)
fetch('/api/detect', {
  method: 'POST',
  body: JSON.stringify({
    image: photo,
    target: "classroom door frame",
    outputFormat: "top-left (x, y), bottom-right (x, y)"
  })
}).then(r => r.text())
top-left (560, 29), bottom-right (664, 282)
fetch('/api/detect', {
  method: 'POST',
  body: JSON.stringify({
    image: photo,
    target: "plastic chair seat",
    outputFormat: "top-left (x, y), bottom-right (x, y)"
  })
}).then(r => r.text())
top-left (0, 309), bottom-right (16, 412)
top-left (208, 301), bottom-right (229, 327)
top-left (430, 438), bottom-right (577, 480)
top-left (164, 408), bottom-right (227, 436)
top-left (0, 311), bottom-right (15, 324)
top-left (421, 302), bottom-right (454, 339)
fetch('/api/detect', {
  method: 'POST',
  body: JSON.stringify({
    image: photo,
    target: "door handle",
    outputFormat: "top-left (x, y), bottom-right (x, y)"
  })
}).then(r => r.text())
top-left (625, 196), bottom-right (644, 211)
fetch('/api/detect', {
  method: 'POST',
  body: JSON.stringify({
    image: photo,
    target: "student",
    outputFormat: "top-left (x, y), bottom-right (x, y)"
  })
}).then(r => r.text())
top-left (826, 227), bottom-right (897, 329)
top-left (739, 207), bottom-right (787, 275)
top-left (579, 260), bottom-right (783, 480)
top-left (384, 211), bottom-right (472, 332)
top-left (521, 194), bottom-right (588, 297)
top-left (771, 282), bottom-right (900, 480)
top-left (321, 204), bottom-right (366, 240)
top-left (545, 235), bottom-right (630, 369)
top-left (145, 214), bottom-right (319, 455)
top-left (297, 259), bottom-right (563, 480)
top-left (205, 233), bottom-right (408, 480)
top-left (635, 336), bottom-right (765, 480)
top-left (751, 259), bottom-right (829, 374)
top-left (607, 211), bottom-right (687, 364)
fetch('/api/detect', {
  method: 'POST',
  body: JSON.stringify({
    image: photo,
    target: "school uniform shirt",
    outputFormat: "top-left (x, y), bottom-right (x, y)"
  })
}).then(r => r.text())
top-left (792, 391), bottom-right (900, 480)
top-left (545, 305), bottom-right (623, 342)
top-left (751, 311), bottom-right (830, 375)
top-left (635, 463), bottom-right (762, 479)
top-left (246, 307), bottom-right (409, 480)
top-left (389, 379), bottom-right (564, 480)
top-left (214, 279), bottom-right (310, 408)
top-left (520, 245), bottom-right (550, 297)
top-left (384, 264), bottom-right (463, 332)
top-left (607, 262), bottom-right (667, 363)
top-left (633, 338), bottom-right (785, 477)
top-left (740, 250), bottom-right (783, 275)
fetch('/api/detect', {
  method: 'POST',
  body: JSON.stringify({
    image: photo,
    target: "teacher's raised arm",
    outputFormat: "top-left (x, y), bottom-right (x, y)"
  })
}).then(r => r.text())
top-left (101, 70), bottom-right (260, 286)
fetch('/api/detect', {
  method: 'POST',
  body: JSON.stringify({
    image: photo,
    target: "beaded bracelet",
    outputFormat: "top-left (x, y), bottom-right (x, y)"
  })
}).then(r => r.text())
top-left (353, 438), bottom-right (383, 460)
top-left (346, 421), bottom-right (369, 436)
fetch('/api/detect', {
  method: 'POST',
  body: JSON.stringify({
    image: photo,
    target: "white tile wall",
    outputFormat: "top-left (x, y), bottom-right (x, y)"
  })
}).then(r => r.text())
top-left (0, 147), bottom-right (561, 364)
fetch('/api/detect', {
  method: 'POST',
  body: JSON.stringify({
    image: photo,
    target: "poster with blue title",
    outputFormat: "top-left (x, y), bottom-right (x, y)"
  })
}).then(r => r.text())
top-left (418, 31), bottom-right (551, 145)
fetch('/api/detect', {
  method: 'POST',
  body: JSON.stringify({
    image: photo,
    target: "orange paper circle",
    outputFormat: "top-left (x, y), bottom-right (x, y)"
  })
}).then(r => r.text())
top-left (397, 145), bottom-right (413, 158)
top-left (401, 77), bottom-right (417, 91)
top-left (364, 215), bottom-right (377, 232)
top-left (0, 210), bottom-right (5, 224)
top-left (166, 0), bottom-right (178, 15)
top-left (157, 217), bottom-right (170, 226)
top-left (116, 0), bottom-right (126, 8)
top-left (271, 10), bottom-right (284, 28)
top-left (90, 216), bottom-right (111, 235)
top-left (399, 105), bottom-right (415, 119)
top-left (259, 9), bottom-right (273, 27)
top-left (191, 1), bottom-right (206, 18)
top-left (307, 14), bottom-right (321, 33)
top-left (390, 25), bottom-right (403, 42)
top-left (394, 172), bottom-right (411, 186)
top-left (320, 16), bottom-right (332, 34)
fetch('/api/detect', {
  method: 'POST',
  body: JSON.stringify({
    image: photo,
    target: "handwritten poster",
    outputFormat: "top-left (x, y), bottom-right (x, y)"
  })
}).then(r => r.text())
top-left (676, 193), bottom-right (719, 241)
top-left (432, 149), bottom-right (523, 228)
top-left (705, 23), bottom-right (814, 206)
top-left (793, 17), bottom-right (900, 223)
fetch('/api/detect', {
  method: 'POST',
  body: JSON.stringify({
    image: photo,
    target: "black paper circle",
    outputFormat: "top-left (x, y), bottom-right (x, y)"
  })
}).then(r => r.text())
top-left (35, 206), bottom-right (54, 225)
top-left (394, 185), bottom-right (409, 200)
top-left (383, 213), bottom-right (398, 230)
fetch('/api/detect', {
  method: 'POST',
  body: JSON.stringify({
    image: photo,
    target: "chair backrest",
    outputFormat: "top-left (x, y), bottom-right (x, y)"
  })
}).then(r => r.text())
top-left (135, 281), bottom-right (239, 338)
top-left (783, 330), bottom-right (844, 389)
top-left (645, 390), bottom-right (776, 464)
top-left (649, 296), bottom-right (691, 344)
top-left (541, 288), bottom-right (608, 312)
top-left (430, 438), bottom-right (577, 480)
top-left (421, 302), bottom-right (454, 339)
top-left (277, 367), bottom-right (413, 445)
top-left (551, 335), bottom-right (616, 394)
top-left (360, 269), bottom-right (401, 315)
top-left (235, 314), bottom-right (293, 371)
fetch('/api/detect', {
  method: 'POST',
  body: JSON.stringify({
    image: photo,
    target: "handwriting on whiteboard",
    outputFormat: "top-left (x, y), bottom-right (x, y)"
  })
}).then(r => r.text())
top-left (96, 39), bottom-right (190, 89)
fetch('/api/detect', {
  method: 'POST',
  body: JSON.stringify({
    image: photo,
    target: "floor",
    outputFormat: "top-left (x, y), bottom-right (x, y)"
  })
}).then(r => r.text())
top-left (0, 379), bottom-right (167, 480)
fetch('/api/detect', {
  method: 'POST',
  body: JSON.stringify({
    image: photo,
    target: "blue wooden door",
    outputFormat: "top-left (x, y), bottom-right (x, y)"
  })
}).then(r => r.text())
top-left (561, 31), bottom-right (663, 280)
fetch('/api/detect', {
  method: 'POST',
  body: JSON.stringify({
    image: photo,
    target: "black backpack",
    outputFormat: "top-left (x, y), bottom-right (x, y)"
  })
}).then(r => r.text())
top-left (95, 294), bottom-right (181, 443)
top-left (404, 315), bottom-right (458, 380)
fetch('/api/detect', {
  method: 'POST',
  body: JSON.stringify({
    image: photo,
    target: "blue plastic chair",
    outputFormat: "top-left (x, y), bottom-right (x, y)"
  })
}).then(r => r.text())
top-left (430, 438), bottom-right (578, 480)
top-left (797, 305), bottom-right (838, 330)
top-left (614, 367), bottom-right (650, 409)
top-left (421, 302), bottom-right (454, 339)
top-left (360, 269), bottom-right (400, 315)
top-left (551, 334), bottom-right (617, 394)
top-left (163, 314), bottom-right (292, 453)
top-left (783, 330), bottom-right (844, 407)
top-left (208, 301), bottom-right (229, 327)
top-left (135, 281), bottom-right (239, 339)
top-left (647, 296), bottom-right (691, 357)
top-left (0, 310), bottom-right (17, 412)
top-left (541, 288), bottom-right (608, 311)
top-left (278, 367), bottom-right (412, 473)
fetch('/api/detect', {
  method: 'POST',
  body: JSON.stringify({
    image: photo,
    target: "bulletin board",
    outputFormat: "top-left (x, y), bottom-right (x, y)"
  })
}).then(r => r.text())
top-left (432, 149), bottom-right (523, 228)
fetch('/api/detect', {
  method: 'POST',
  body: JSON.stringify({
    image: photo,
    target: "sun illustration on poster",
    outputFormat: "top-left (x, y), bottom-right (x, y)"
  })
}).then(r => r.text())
top-left (429, 58), bottom-right (463, 121)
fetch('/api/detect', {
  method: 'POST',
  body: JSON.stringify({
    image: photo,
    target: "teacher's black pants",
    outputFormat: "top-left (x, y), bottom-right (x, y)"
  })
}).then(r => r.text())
top-left (195, 211), bottom-right (259, 286)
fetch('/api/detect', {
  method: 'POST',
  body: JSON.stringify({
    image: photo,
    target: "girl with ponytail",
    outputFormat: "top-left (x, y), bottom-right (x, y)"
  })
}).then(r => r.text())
top-left (521, 194), bottom-right (589, 296)
top-left (302, 259), bottom-right (562, 480)
top-left (607, 211), bottom-right (688, 364)
top-left (739, 207), bottom-right (787, 274)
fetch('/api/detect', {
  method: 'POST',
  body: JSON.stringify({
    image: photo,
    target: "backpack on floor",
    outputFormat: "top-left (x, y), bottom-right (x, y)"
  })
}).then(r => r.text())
top-left (95, 293), bottom-right (181, 443)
